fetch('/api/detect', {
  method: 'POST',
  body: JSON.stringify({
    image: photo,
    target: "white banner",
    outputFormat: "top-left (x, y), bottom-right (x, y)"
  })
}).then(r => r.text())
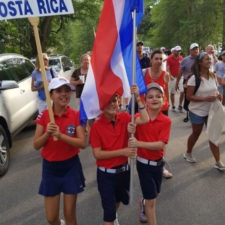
top-left (0, 0), bottom-right (74, 20)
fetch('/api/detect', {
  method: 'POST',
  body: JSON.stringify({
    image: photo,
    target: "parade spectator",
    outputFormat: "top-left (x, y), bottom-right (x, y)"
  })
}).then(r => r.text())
top-left (31, 53), bottom-right (56, 113)
top-left (89, 85), bottom-right (149, 225)
top-left (167, 46), bottom-right (184, 112)
top-left (215, 50), bottom-right (225, 105)
top-left (143, 50), bottom-right (170, 116)
top-left (176, 43), bottom-right (199, 122)
top-left (128, 83), bottom-right (172, 225)
top-left (33, 77), bottom-right (86, 225)
top-left (143, 49), bottom-right (172, 179)
top-left (206, 44), bottom-right (218, 73)
top-left (160, 47), bottom-right (167, 71)
top-left (184, 52), bottom-right (225, 171)
top-left (136, 41), bottom-right (151, 69)
top-left (70, 53), bottom-right (91, 110)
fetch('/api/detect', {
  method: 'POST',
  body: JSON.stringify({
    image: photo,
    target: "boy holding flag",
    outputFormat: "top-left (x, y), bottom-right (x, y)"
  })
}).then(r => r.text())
top-left (90, 85), bottom-right (149, 225)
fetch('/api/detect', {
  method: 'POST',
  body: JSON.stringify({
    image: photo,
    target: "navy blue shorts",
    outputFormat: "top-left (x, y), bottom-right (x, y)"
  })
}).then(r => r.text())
top-left (136, 160), bottom-right (163, 200)
top-left (39, 155), bottom-right (85, 197)
top-left (189, 111), bottom-right (208, 125)
top-left (97, 165), bottom-right (130, 222)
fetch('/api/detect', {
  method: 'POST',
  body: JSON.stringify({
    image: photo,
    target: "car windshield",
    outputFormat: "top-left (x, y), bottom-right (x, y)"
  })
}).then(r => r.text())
top-left (49, 58), bottom-right (61, 73)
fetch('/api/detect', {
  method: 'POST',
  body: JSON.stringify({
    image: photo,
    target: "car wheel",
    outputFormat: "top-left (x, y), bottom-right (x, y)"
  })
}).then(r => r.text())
top-left (0, 124), bottom-right (10, 176)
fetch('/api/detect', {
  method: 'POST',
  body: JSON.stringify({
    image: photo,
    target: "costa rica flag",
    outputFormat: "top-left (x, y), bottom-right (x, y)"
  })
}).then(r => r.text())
top-left (80, 0), bottom-right (145, 125)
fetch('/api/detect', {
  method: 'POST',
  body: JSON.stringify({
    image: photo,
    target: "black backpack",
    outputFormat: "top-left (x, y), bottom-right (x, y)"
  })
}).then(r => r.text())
top-left (183, 75), bottom-right (201, 111)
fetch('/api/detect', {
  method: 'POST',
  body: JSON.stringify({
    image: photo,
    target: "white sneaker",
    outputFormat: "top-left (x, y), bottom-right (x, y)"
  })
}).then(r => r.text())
top-left (139, 199), bottom-right (148, 223)
top-left (183, 153), bottom-right (196, 163)
top-left (60, 219), bottom-right (65, 225)
top-left (214, 161), bottom-right (225, 171)
top-left (114, 213), bottom-right (120, 225)
top-left (163, 168), bottom-right (173, 179)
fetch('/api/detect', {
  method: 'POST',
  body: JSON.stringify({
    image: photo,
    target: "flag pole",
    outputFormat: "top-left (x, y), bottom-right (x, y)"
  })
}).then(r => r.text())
top-left (130, 8), bottom-right (137, 204)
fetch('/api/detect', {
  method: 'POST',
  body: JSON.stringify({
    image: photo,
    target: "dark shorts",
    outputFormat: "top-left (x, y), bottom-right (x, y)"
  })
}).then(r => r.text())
top-left (97, 165), bottom-right (130, 222)
top-left (189, 111), bottom-right (208, 125)
top-left (136, 160), bottom-right (163, 200)
top-left (39, 155), bottom-right (85, 197)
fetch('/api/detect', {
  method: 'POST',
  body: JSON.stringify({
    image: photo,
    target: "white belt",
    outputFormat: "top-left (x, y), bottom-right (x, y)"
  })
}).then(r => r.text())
top-left (98, 164), bottom-right (129, 174)
top-left (137, 156), bottom-right (163, 166)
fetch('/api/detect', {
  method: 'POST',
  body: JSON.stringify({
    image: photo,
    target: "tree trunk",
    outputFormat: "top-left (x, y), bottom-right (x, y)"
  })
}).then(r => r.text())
top-left (222, 0), bottom-right (225, 50)
top-left (29, 17), bottom-right (53, 57)
top-left (40, 17), bottom-right (53, 52)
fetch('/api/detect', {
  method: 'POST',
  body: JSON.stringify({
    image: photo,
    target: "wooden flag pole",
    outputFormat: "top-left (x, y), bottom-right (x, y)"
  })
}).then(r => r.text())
top-left (28, 17), bottom-right (57, 141)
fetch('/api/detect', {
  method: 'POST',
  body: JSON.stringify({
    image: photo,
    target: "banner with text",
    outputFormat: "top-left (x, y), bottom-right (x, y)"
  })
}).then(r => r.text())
top-left (0, 0), bottom-right (74, 20)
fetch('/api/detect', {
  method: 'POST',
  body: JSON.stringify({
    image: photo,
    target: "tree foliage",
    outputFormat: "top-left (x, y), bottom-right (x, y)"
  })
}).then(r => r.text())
top-left (1, 0), bottom-right (225, 61)
top-left (0, 0), bottom-right (102, 64)
top-left (143, 0), bottom-right (223, 54)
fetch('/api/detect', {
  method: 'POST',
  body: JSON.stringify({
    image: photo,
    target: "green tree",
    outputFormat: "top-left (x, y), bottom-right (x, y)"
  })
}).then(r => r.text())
top-left (147, 0), bottom-right (222, 54)
top-left (0, 0), bottom-right (102, 60)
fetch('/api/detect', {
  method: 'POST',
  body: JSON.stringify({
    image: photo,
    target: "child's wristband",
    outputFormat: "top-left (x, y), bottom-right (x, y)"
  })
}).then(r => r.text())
top-left (139, 105), bottom-right (146, 110)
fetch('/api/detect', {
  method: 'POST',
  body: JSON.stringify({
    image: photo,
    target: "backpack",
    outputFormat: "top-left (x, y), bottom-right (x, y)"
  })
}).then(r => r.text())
top-left (183, 75), bottom-right (201, 111)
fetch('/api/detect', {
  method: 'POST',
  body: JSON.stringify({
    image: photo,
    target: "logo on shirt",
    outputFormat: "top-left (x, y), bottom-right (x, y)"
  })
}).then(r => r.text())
top-left (37, 112), bottom-right (43, 120)
top-left (66, 125), bottom-right (76, 136)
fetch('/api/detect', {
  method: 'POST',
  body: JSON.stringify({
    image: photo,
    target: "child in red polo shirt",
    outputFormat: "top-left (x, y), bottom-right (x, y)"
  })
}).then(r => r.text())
top-left (128, 83), bottom-right (171, 225)
top-left (33, 77), bottom-right (86, 225)
top-left (89, 85), bottom-right (149, 225)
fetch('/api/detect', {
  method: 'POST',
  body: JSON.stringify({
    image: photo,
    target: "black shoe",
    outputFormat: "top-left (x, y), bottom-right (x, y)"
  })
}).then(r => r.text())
top-left (183, 117), bottom-right (189, 122)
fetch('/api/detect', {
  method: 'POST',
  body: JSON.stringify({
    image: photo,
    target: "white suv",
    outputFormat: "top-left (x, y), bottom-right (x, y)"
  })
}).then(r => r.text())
top-left (0, 53), bottom-right (38, 176)
top-left (49, 55), bottom-right (75, 80)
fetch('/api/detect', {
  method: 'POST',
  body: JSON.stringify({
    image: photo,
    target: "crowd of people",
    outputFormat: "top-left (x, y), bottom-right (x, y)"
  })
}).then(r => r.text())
top-left (31, 42), bottom-right (225, 225)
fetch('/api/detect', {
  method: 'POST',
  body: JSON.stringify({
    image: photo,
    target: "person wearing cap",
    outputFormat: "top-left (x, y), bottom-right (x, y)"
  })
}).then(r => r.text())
top-left (184, 52), bottom-right (225, 171)
top-left (175, 43), bottom-right (199, 122)
top-left (205, 44), bottom-right (218, 72)
top-left (215, 50), bottom-right (225, 105)
top-left (166, 46), bottom-right (184, 112)
top-left (142, 49), bottom-right (172, 179)
top-left (89, 85), bottom-right (149, 225)
top-left (31, 53), bottom-right (57, 113)
top-left (128, 82), bottom-right (172, 225)
top-left (136, 41), bottom-right (150, 69)
top-left (33, 77), bottom-right (86, 225)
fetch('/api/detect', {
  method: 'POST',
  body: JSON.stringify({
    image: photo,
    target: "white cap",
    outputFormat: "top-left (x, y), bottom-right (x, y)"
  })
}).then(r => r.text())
top-left (48, 77), bottom-right (74, 91)
top-left (171, 47), bottom-right (174, 52)
top-left (160, 47), bottom-right (166, 51)
top-left (190, 43), bottom-right (199, 50)
top-left (147, 82), bottom-right (164, 94)
top-left (174, 45), bottom-right (182, 51)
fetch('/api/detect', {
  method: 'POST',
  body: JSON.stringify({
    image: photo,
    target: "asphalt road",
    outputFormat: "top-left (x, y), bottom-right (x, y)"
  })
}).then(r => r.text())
top-left (1, 94), bottom-right (225, 225)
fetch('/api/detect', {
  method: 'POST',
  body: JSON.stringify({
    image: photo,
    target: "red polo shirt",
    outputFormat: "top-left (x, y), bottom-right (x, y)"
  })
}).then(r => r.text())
top-left (36, 106), bottom-right (80, 161)
top-left (166, 54), bottom-right (183, 77)
top-left (135, 112), bottom-right (171, 160)
top-left (90, 112), bottom-right (131, 168)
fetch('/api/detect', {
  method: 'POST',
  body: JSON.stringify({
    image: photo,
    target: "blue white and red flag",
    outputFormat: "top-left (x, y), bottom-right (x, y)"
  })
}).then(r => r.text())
top-left (80, 0), bottom-right (145, 125)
